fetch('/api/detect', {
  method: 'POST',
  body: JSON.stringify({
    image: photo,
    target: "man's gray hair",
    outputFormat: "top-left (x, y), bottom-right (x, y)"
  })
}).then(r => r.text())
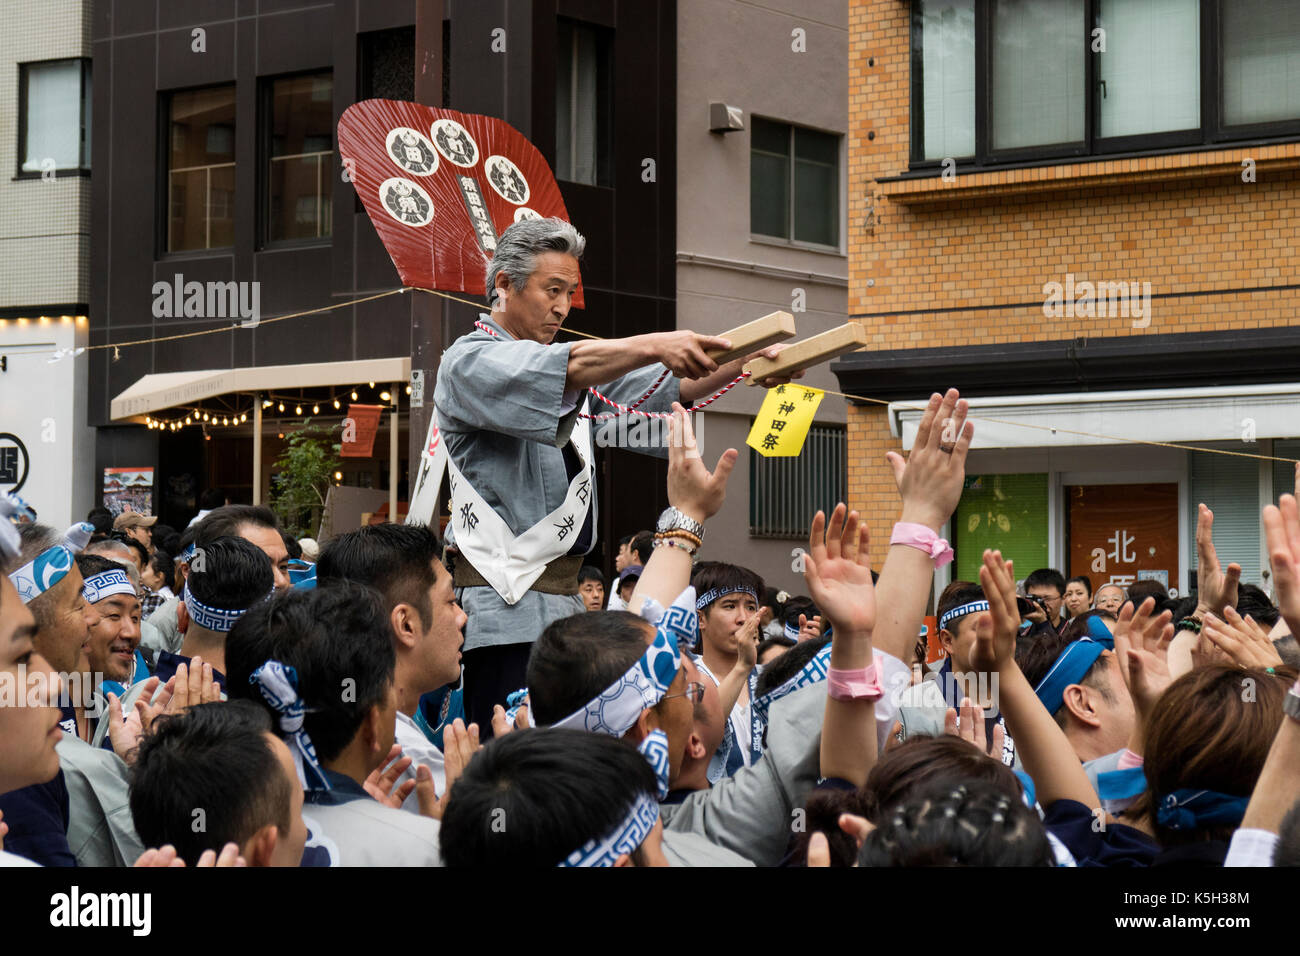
top-left (5, 524), bottom-right (62, 574)
top-left (86, 539), bottom-right (143, 587)
top-left (485, 217), bottom-right (586, 306)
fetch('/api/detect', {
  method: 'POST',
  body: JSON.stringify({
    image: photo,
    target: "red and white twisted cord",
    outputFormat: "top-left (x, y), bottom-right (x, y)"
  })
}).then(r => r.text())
top-left (580, 373), bottom-right (750, 420)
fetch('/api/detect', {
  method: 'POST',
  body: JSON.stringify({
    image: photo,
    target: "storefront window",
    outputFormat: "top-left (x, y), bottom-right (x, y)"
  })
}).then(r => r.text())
top-left (953, 473), bottom-right (1049, 584)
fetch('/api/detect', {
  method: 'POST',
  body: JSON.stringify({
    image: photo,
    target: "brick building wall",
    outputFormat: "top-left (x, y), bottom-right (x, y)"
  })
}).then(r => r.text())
top-left (844, 0), bottom-right (1300, 568)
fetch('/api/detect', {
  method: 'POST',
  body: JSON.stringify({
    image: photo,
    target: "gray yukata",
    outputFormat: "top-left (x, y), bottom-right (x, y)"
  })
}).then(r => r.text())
top-left (139, 596), bottom-right (181, 665)
top-left (661, 652), bottom-right (911, 866)
top-left (56, 736), bottom-right (144, 867)
top-left (433, 314), bottom-right (680, 652)
top-left (301, 801), bottom-right (442, 867)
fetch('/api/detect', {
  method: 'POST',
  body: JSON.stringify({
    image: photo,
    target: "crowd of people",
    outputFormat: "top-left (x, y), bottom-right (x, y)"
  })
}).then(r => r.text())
top-left (4, 387), bottom-right (1300, 868)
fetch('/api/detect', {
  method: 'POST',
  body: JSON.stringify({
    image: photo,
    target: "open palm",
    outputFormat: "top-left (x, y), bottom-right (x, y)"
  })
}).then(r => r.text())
top-left (803, 504), bottom-right (875, 636)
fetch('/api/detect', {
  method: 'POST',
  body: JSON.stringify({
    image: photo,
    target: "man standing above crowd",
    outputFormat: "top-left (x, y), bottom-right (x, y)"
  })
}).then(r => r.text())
top-left (433, 217), bottom-right (793, 731)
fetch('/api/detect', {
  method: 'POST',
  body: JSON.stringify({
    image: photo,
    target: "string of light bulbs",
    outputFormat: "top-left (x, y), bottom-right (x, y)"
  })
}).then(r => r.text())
top-left (142, 380), bottom-right (416, 432)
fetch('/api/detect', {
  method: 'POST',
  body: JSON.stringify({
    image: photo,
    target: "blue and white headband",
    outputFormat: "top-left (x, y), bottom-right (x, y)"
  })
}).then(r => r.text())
top-left (8, 544), bottom-right (75, 605)
top-left (1156, 788), bottom-right (1249, 832)
top-left (783, 621), bottom-right (801, 641)
top-left (1032, 637), bottom-right (1105, 716)
top-left (250, 659), bottom-right (331, 792)
top-left (82, 568), bottom-right (136, 604)
top-left (939, 600), bottom-right (990, 632)
top-left (752, 644), bottom-right (832, 728)
top-left (183, 581), bottom-right (263, 633)
top-left (695, 586), bottom-right (758, 611)
top-left (542, 588), bottom-right (695, 799)
top-left (639, 586), bottom-right (700, 653)
top-left (178, 542), bottom-right (197, 564)
top-left (551, 610), bottom-right (683, 737)
top-left (558, 790), bottom-right (660, 867)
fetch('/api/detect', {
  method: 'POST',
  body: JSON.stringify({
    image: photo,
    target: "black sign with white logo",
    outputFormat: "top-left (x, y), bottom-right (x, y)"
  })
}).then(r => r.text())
top-left (0, 433), bottom-right (30, 493)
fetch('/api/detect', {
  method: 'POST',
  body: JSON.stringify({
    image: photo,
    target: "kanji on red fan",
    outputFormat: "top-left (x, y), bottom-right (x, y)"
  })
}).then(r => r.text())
top-left (337, 100), bottom-right (583, 307)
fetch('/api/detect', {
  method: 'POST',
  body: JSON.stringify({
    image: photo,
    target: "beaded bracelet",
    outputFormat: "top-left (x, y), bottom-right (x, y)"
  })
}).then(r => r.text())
top-left (655, 529), bottom-right (702, 549)
top-left (1176, 617), bottom-right (1202, 634)
top-left (653, 536), bottom-right (698, 556)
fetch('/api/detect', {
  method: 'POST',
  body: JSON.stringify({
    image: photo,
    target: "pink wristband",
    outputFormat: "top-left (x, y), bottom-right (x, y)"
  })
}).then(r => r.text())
top-left (890, 522), bottom-right (954, 568)
top-left (827, 664), bottom-right (882, 702)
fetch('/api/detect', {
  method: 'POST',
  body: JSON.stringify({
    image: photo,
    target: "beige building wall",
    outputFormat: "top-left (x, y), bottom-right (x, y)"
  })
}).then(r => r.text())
top-left (0, 0), bottom-right (91, 307)
top-left (0, 1), bottom-right (94, 526)
top-left (677, 0), bottom-right (848, 592)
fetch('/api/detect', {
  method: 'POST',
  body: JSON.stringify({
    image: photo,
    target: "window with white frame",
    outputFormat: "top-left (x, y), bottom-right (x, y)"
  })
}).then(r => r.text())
top-left (19, 58), bottom-right (91, 174)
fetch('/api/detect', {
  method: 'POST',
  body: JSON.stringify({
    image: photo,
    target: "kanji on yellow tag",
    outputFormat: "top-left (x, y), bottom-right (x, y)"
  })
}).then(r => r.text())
top-left (745, 384), bottom-right (825, 457)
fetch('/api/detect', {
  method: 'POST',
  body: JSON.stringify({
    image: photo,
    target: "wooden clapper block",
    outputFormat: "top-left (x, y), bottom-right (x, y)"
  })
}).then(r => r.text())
top-left (742, 323), bottom-right (869, 383)
top-left (705, 311), bottom-right (797, 364)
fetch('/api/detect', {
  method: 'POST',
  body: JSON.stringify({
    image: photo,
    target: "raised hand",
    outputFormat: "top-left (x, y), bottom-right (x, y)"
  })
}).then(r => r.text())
top-left (797, 614), bottom-right (823, 642)
top-left (1194, 504), bottom-right (1241, 618)
top-left (1111, 597), bottom-right (1175, 718)
top-left (734, 612), bottom-right (760, 672)
top-left (970, 550), bottom-right (1018, 672)
top-left (134, 843), bottom-right (245, 867)
top-left (363, 744), bottom-right (415, 808)
top-left (491, 702), bottom-right (529, 737)
top-left (420, 718), bottom-right (481, 821)
top-left (802, 504), bottom-right (875, 638)
top-left (944, 698), bottom-right (1005, 760)
top-left (1202, 607), bottom-right (1283, 670)
top-left (167, 658), bottom-right (222, 714)
top-left (106, 677), bottom-right (164, 764)
top-left (807, 831), bottom-right (831, 867)
top-left (885, 389), bottom-right (973, 531)
top-left (133, 845), bottom-right (185, 868)
top-left (1263, 495), bottom-right (1300, 638)
top-left (193, 843), bottom-right (246, 867)
top-left (666, 402), bottom-right (737, 523)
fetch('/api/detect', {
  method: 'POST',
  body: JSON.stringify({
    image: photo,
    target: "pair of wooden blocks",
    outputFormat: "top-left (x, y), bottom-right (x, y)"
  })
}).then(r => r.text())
top-left (705, 312), bottom-right (868, 385)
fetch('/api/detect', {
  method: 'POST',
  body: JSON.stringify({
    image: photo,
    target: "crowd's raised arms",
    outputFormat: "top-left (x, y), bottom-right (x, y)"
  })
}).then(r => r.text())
top-left (3, 220), bottom-right (1300, 887)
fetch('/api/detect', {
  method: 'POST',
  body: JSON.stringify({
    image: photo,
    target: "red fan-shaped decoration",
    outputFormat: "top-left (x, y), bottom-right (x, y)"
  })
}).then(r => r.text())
top-left (338, 99), bottom-right (583, 308)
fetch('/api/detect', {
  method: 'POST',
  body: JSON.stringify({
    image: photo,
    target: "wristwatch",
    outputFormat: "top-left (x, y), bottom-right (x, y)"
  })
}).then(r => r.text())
top-left (1285, 680), bottom-right (1300, 723)
top-left (657, 506), bottom-right (705, 542)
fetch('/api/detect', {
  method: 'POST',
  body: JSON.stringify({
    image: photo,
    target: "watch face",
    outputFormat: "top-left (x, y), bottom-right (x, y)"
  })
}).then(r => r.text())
top-left (656, 508), bottom-right (675, 532)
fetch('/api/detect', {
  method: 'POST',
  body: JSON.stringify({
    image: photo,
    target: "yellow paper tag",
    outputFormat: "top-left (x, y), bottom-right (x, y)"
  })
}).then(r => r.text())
top-left (745, 385), bottom-right (825, 457)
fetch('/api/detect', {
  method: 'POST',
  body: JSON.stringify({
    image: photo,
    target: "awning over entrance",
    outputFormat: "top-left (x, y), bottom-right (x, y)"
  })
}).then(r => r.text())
top-left (889, 384), bottom-right (1300, 451)
top-left (110, 356), bottom-right (411, 420)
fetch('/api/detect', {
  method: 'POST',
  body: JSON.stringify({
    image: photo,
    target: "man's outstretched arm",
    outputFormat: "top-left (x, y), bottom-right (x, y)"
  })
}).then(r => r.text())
top-left (565, 331), bottom-right (731, 390)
